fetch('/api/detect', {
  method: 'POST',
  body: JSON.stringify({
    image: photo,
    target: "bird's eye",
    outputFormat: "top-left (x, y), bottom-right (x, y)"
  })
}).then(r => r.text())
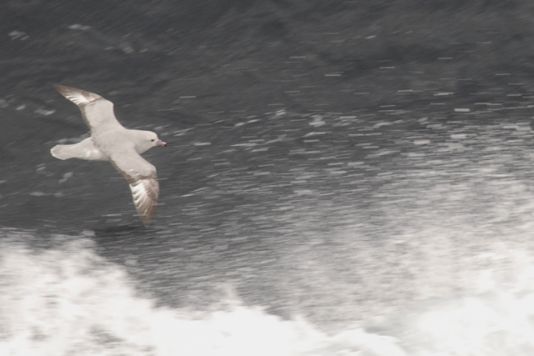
top-left (150, 139), bottom-right (155, 142)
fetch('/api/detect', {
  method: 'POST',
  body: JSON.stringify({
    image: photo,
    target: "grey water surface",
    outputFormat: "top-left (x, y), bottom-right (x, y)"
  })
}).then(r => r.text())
top-left (2, 1), bottom-right (534, 355)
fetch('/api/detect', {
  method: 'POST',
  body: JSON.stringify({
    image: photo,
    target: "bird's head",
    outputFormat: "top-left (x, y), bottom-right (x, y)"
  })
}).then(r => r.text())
top-left (147, 131), bottom-right (167, 148)
top-left (135, 130), bottom-right (167, 154)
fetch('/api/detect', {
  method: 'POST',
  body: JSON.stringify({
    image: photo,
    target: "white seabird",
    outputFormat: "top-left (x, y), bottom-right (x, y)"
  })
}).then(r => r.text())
top-left (50, 85), bottom-right (167, 224)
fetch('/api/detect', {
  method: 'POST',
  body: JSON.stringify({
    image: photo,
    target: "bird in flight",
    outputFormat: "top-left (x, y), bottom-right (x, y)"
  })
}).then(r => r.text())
top-left (50, 85), bottom-right (167, 224)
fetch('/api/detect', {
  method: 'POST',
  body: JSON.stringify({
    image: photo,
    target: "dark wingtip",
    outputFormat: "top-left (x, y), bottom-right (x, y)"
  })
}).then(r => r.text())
top-left (54, 84), bottom-right (75, 99)
top-left (54, 83), bottom-right (70, 93)
top-left (139, 210), bottom-right (155, 225)
top-left (53, 84), bottom-right (102, 106)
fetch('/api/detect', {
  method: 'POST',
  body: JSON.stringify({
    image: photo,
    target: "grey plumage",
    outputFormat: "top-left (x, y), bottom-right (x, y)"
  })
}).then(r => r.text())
top-left (51, 85), bottom-right (167, 224)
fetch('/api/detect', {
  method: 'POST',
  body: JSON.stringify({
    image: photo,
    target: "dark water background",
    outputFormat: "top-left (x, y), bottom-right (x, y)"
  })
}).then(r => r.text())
top-left (2, 1), bottom-right (534, 354)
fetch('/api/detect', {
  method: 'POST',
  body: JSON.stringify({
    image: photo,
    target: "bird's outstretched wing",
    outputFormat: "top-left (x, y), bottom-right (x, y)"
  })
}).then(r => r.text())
top-left (109, 149), bottom-right (159, 224)
top-left (55, 84), bottom-right (123, 134)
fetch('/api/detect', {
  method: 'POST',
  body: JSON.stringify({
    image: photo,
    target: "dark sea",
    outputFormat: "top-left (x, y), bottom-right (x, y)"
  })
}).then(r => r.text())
top-left (2, 1), bottom-right (534, 355)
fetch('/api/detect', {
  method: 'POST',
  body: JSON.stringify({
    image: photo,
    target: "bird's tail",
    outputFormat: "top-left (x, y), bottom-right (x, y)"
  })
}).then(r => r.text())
top-left (50, 144), bottom-right (75, 160)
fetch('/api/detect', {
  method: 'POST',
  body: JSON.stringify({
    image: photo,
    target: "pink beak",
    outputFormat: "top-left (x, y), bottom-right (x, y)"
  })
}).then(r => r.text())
top-left (156, 139), bottom-right (168, 147)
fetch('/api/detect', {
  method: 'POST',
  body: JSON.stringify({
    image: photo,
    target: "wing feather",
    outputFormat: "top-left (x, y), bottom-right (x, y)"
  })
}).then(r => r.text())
top-left (55, 84), bottom-right (123, 134)
top-left (109, 149), bottom-right (159, 224)
top-left (129, 178), bottom-right (159, 224)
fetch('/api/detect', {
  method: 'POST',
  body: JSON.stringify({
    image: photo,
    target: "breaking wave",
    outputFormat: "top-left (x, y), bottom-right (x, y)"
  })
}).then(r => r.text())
top-left (1, 228), bottom-right (534, 356)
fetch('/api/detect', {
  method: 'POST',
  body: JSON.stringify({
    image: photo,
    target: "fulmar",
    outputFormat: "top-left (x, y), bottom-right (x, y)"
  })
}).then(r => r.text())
top-left (50, 85), bottom-right (167, 224)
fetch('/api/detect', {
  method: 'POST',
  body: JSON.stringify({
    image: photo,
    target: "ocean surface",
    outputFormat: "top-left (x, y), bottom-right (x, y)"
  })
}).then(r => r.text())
top-left (2, 1), bottom-right (534, 355)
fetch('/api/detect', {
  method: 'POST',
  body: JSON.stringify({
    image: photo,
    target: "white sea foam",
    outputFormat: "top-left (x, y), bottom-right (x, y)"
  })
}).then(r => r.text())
top-left (1, 228), bottom-right (534, 356)
top-left (0, 232), bottom-right (403, 356)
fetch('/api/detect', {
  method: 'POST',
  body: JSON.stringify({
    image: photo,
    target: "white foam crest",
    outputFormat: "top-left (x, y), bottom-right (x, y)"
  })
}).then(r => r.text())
top-left (410, 292), bottom-right (534, 356)
top-left (0, 234), bottom-right (403, 356)
top-left (3, 230), bottom-right (534, 356)
top-left (393, 244), bottom-right (534, 356)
